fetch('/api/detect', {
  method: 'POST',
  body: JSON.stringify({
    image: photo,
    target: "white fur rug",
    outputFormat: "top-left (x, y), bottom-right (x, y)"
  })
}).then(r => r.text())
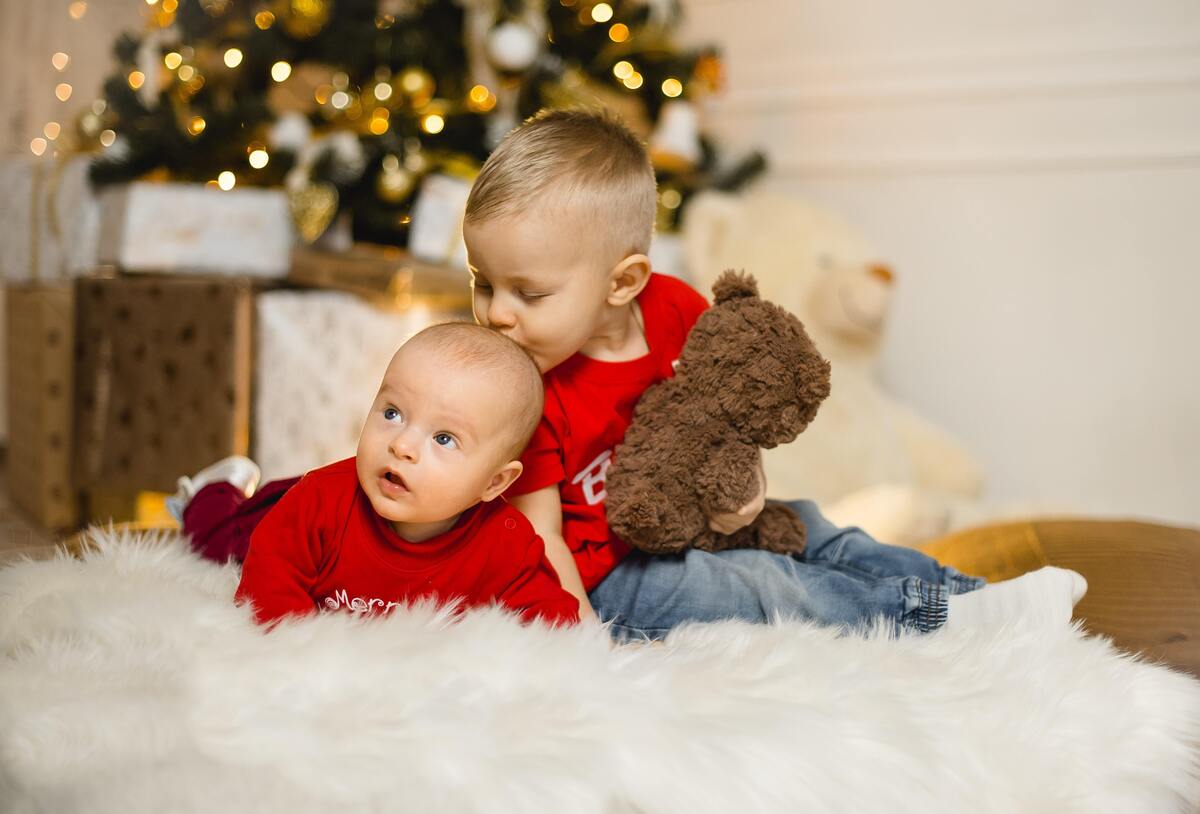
top-left (1, 530), bottom-right (1198, 814)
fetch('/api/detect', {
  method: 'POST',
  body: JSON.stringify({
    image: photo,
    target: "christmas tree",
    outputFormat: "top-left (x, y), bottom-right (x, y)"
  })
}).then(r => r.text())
top-left (88, 0), bottom-right (764, 248)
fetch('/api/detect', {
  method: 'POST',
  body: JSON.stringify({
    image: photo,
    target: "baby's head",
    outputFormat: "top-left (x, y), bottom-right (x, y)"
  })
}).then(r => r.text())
top-left (463, 107), bottom-right (658, 372)
top-left (355, 322), bottom-right (543, 540)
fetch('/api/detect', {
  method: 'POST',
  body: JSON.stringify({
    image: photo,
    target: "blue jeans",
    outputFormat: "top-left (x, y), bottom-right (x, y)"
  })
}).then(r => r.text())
top-left (589, 500), bottom-right (985, 642)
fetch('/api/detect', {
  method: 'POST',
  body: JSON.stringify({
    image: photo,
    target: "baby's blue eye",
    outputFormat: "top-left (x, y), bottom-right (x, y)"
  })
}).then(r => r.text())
top-left (383, 407), bottom-right (400, 421)
top-left (434, 432), bottom-right (457, 449)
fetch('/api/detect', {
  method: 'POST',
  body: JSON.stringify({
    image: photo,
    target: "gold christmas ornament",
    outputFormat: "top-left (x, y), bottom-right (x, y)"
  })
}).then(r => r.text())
top-left (693, 54), bottom-right (725, 93)
top-left (289, 181), bottom-right (339, 243)
top-left (376, 156), bottom-right (416, 203)
top-left (267, 61), bottom-right (334, 116)
top-left (276, 0), bottom-right (331, 40)
top-left (397, 67), bottom-right (435, 107)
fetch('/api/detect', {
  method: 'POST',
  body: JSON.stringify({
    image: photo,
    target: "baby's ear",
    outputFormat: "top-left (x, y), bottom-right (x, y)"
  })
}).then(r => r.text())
top-left (481, 460), bottom-right (523, 502)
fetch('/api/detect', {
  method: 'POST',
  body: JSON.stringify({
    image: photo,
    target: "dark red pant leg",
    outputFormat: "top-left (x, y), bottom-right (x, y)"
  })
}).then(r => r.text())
top-left (182, 477), bottom-right (301, 563)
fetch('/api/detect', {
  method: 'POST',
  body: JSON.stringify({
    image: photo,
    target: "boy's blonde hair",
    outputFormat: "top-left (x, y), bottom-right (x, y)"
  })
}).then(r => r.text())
top-left (465, 107), bottom-right (658, 264)
top-left (407, 322), bottom-right (544, 460)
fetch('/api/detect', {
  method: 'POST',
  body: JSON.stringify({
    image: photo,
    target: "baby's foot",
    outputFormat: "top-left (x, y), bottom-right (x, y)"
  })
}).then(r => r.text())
top-left (944, 566), bottom-right (1087, 631)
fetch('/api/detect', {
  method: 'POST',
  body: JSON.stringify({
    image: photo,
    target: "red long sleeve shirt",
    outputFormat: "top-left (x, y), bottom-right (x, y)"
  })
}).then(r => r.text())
top-left (235, 458), bottom-right (579, 626)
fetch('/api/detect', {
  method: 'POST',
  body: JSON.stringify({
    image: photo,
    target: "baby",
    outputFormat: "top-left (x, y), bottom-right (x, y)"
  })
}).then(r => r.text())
top-left (181, 322), bottom-right (579, 627)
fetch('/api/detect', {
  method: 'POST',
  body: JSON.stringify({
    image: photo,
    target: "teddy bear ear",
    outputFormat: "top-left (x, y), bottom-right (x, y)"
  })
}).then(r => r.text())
top-left (711, 270), bottom-right (759, 303)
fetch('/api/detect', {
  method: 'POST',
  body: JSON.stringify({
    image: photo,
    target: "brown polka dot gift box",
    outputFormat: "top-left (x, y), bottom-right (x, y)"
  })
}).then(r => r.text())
top-left (5, 282), bottom-right (78, 530)
top-left (73, 274), bottom-right (255, 495)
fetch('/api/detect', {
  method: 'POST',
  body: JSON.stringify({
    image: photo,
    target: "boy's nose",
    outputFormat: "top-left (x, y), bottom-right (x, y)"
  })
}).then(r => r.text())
top-left (486, 298), bottom-right (516, 329)
top-left (388, 430), bottom-right (418, 462)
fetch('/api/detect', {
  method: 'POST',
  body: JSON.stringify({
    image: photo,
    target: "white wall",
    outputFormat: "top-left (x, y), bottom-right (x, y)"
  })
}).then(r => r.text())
top-left (681, 0), bottom-right (1200, 526)
top-left (0, 0), bottom-right (143, 155)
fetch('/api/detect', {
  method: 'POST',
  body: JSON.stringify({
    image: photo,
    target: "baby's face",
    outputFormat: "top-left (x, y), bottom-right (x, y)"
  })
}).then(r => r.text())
top-left (355, 345), bottom-right (514, 536)
top-left (464, 214), bottom-right (613, 373)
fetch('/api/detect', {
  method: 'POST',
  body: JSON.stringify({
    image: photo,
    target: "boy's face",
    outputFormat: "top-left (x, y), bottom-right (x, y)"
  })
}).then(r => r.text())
top-left (355, 344), bottom-right (518, 536)
top-left (464, 214), bottom-right (614, 373)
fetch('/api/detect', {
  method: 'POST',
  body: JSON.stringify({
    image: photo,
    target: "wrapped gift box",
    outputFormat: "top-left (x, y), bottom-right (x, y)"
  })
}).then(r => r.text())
top-left (0, 156), bottom-right (102, 283)
top-left (253, 290), bottom-right (467, 480)
top-left (74, 275), bottom-right (255, 492)
top-left (97, 182), bottom-right (294, 278)
top-left (288, 244), bottom-right (472, 311)
top-left (5, 283), bottom-right (80, 529)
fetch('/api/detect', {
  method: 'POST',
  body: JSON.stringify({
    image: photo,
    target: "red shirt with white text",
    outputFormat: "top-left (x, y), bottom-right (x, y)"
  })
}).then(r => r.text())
top-left (511, 273), bottom-right (710, 590)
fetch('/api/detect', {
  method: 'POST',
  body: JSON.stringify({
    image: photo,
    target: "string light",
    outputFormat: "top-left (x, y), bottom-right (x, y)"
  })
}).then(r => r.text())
top-left (30, 138), bottom-right (48, 156)
top-left (51, 52), bottom-right (70, 71)
top-left (188, 116), bottom-right (206, 135)
top-left (68, 2), bottom-right (87, 19)
top-left (369, 115), bottom-right (389, 135)
top-left (608, 23), bottom-right (629, 42)
top-left (248, 149), bottom-right (269, 168)
top-left (661, 77), bottom-right (683, 97)
top-left (217, 171), bottom-right (236, 190)
top-left (178, 64), bottom-right (195, 81)
top-left (55, 83), bottom-right (73, 101)
top-left (43, 122), bottom-right (61, 140)
top-left (661, 189), bottom-right (682, 209)
top-left (374, 81), bottom-right (392, 101)
top-left (613, 61), bottom-right (634, 80)
top-left (162, 0), bottom-right (178, 11)
top-left (99, 129), bottom-right (116, 146)
top-left (421, 113), bottom-right (445, 134)
top-left (330, 90), bottom-right (350, 109)
top-left (622, 72), bottom-right (643, 90)
top-left (467, 84), bottom-right (496, 112)
top-left (127, 71), bottom-right (145, 89)
top-left (591, 3), bottom-right (613, 23)
top-left (271, 61), bottom-right (292, 82)
top-left (164, 51), bottom-right (182, 69)
top-left (254, 10), bottom-right (275, 29)
top-left (223, 48), bottom-right (243, 68)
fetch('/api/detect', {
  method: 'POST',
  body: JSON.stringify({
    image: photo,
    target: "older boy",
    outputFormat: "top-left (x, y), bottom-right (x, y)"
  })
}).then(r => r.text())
top-left (228, 322), bottom-right (579, 627)
top-left (463, 108), bottom-right (1085, 638)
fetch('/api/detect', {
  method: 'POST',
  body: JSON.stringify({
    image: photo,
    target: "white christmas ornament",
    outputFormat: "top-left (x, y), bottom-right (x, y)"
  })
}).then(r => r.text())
top-left (650, 100), bottom-right (702, 166)
top-left (268, 112), bottom-right (313, 152)
top-left (486, 20), bottom-right (540, 72)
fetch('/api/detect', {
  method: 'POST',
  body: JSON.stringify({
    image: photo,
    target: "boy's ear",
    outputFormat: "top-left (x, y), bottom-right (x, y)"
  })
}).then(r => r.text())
top-left (481, 460), bottom-right (523, 502)
top-left (607, 253), bottom-right (652, 306)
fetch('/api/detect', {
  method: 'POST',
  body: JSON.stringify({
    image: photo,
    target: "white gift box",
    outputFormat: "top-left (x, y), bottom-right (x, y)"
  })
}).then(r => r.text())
top-left (253, 290), bottom-right (466, 480)
top-left (0, 157), bottom-right (296, 280)
top-left (407, 173), bottom-right (471, 268)
top-left (97, 182), bottom-right (295, 278)
top-left (0, 155), bottom-right (101, 283)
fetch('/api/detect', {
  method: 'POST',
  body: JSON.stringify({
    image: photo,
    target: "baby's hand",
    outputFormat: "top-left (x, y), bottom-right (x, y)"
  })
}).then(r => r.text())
top-left (707, 454), bottom-right (766, 534)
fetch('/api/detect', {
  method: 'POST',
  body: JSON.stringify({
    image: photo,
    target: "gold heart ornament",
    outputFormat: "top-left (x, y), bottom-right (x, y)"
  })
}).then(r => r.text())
top-left (289, 181), bottom-right (339, 244)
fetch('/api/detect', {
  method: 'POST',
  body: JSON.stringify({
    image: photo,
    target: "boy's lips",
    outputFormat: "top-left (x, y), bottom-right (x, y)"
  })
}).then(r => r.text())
top-left (378, 469), bottom-right (410, 497)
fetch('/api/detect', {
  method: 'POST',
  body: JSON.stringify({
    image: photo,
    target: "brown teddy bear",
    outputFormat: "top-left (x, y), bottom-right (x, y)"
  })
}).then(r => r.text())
top-left (606, 270), bottom-right (831, 555)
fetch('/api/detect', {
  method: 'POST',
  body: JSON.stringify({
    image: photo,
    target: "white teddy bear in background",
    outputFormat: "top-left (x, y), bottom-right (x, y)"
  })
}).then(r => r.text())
top-left (682, 188), bottom-right (985, 548)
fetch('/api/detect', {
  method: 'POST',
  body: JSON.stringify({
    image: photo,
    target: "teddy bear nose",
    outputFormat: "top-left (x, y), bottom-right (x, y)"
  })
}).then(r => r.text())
top-left (870, 264), bottom-right (895, 285)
